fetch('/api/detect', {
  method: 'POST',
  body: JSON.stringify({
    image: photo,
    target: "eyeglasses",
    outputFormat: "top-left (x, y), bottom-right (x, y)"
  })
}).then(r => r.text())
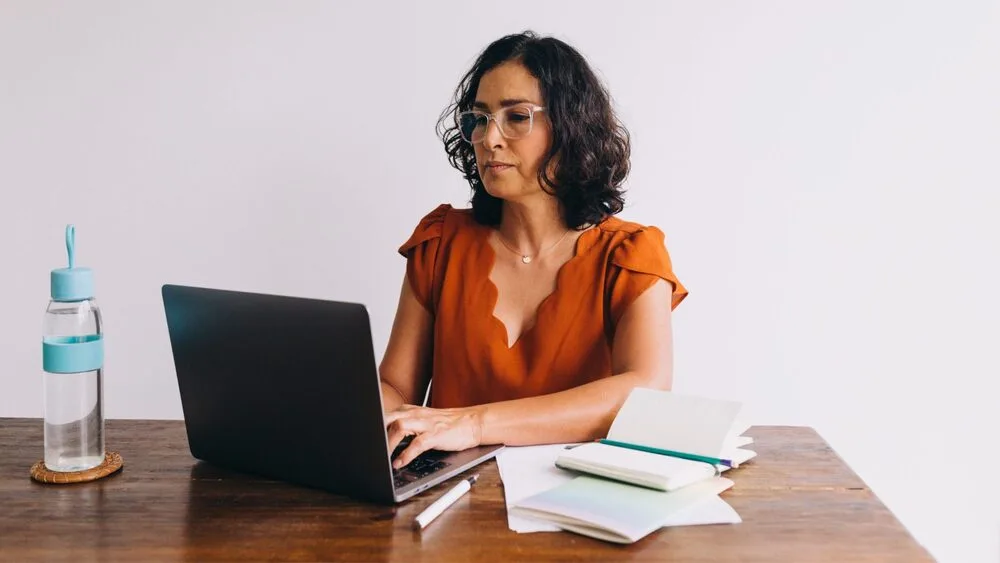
top-left (457, 105), bottom-right (546, 144)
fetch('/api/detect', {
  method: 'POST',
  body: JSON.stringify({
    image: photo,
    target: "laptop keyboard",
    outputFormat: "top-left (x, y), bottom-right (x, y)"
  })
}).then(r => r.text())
top-left (391, 438), bottom-right (451, 488)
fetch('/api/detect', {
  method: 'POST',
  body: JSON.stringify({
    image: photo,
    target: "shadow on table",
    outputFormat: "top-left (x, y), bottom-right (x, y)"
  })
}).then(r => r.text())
top-left (181, 461), bottom-right (404, 561)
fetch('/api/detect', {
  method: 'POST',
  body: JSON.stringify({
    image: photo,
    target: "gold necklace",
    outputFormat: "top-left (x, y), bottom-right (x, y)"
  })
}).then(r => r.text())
top-left (496, 228), bottom-right (573, 264)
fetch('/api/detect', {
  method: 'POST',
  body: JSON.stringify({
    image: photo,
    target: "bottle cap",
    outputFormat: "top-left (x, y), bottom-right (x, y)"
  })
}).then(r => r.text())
top-left (50, 225), bottom-right (94, 302)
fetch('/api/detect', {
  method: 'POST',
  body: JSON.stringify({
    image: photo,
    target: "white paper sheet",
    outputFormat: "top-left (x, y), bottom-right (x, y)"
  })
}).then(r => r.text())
top-left (724, 434), bottom-right (754, 450)
top-left (497, 443), bottom-right (743, 534)
top-left (511, 476), bottom-right (735, 543)
top-left (496, 444), bottom-right (576, 533)
top-left (661, 494), bottom-right (742, 526)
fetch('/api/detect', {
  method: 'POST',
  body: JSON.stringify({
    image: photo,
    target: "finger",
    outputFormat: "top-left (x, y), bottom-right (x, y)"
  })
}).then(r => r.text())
top-left (386, 417), bottom-right (429, 454)
top-left (385, 419), bottom-right (411, 455)
top-left (383, 404), bottom-right (419, 427)
top-left (393, 433), bottom-right (435, 469)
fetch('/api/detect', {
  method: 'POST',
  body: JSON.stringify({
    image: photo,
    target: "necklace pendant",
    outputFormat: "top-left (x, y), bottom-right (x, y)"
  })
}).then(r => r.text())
top-left (521, 255), bottom-right (532, 264)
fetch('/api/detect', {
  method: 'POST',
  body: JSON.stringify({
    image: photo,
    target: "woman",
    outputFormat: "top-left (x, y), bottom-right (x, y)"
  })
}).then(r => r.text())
top-left (380, 31), bottom-right (687, 469)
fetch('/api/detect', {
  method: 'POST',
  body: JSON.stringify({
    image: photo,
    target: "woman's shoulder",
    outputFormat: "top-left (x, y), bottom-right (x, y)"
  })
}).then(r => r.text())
top-left (397, 203), bottom-right (478, 256)
top-left (587, 214), bottom-right (675, 275)
top-left (592, 214), bottom-right (688, 308)
top-left (416, 203), bottom-right (479, 225)
top-left (591, 214), bottom-right (669, 249)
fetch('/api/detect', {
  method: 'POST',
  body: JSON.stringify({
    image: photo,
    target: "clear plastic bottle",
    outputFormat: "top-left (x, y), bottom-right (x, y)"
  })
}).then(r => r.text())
top-left (42, 225), bottom-right (105, 472)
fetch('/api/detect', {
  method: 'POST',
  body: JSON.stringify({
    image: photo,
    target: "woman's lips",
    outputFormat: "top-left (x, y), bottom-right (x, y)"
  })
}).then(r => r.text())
top-left (485, 164), bottom-right (514, 174)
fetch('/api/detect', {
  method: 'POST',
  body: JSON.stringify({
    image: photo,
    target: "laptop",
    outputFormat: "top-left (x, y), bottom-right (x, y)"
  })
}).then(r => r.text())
top-left (161, 284), bottom-right (503, 504)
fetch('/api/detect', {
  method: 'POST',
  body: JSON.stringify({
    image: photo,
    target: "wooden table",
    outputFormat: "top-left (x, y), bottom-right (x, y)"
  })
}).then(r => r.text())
top-left (0, 420), bottom-right (933, 562)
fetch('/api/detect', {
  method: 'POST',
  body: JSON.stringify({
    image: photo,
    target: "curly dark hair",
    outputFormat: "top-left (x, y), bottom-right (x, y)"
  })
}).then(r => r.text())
top-left (437, 31), bottom-right (631, 229)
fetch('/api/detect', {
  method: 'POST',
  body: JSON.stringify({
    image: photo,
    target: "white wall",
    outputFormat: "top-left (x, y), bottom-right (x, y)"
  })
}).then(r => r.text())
top-left (2, 1), bottom-right (998, 561)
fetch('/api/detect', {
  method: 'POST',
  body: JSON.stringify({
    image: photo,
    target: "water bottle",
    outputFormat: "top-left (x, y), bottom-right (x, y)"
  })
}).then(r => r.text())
top-left (42, 225), bottom-right (105, 472)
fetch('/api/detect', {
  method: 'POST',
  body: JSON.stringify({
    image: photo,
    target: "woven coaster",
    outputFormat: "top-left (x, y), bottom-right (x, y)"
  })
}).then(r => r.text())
top-left (30, 451), bottom-right (124, 484)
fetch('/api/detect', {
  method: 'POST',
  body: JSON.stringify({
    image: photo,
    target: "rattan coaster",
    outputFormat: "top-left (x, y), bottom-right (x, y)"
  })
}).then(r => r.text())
top-left (30, 451), bottom-right (123, 484)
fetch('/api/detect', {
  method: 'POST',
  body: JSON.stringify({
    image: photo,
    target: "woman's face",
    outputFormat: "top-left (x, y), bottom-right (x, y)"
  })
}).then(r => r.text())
top-left (472, 61), bottom-right (552, 202)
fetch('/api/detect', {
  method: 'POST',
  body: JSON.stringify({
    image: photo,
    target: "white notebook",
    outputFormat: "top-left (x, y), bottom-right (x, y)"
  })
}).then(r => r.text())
top-left (555, 389), bottom-right (757, 491)
top-left (511, 475), bottom-right (736, 544)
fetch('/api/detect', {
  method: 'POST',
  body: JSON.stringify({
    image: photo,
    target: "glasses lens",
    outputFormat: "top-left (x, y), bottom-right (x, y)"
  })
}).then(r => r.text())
top-left (459, 112), bottom-right (488, 143)
top-left (500, 107), bottom-right (533, 139)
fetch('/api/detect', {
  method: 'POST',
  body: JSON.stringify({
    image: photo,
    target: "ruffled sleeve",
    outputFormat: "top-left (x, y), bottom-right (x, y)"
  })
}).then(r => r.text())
top-left (607, 226), bottom-right (688, 324)
top-left (398, 204), bottom-right (451, 312)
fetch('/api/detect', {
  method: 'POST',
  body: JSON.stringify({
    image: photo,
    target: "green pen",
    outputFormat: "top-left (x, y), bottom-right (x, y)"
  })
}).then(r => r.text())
top-left (598, 439), bottom-right (737, 468)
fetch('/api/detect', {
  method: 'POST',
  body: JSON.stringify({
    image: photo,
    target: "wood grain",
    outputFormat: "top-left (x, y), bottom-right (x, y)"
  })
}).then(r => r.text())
top-left (0, 419), bottom-right (934, 562)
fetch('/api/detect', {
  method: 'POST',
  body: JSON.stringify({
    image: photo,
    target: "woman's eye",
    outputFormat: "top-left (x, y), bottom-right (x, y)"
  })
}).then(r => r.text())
top-left (461, 114), bottom-right (486, 130)
top-left (507, 111), bottom-right (530, 122)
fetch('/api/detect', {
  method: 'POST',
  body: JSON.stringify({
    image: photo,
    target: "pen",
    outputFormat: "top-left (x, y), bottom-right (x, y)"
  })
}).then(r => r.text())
top-left (413, 474), bottom-right (478, 530)
top-left (598, 439), bottom-right (737, 468)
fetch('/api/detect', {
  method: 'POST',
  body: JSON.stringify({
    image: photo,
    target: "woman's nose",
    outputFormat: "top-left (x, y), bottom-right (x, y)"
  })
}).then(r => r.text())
top-left (482, 117), bottom-right (506, 149)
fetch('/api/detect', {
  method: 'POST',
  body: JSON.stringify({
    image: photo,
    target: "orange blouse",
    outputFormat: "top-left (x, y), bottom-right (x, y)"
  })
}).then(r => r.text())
top-left (398, 204), bottom-right (688, 409)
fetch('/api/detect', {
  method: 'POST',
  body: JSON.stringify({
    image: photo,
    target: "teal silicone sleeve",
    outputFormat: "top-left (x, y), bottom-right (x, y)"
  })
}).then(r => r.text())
top-left (42, 335), bottom-right (104, 374)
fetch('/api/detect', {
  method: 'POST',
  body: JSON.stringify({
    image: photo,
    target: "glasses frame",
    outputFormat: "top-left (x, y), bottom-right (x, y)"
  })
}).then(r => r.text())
top-left (456, 105), bottom-right (546, 144)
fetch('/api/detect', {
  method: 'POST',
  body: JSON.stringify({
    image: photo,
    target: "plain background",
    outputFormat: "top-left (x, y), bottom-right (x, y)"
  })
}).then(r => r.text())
top-left (2, 1), bottom-right (998, 561)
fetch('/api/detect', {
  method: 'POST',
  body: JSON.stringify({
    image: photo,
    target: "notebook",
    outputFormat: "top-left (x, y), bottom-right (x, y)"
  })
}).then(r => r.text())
top-left (511, 474), bottom-right (736, 544)
top-left (496, 443), bottom-right (743, 534)
top-left (555, 388), bottom-right (757, 491)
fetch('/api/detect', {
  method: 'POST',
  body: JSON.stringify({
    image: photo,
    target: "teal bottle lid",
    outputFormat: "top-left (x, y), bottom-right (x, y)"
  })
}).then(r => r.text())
top-left (50, 225), bottom-right (94, 302)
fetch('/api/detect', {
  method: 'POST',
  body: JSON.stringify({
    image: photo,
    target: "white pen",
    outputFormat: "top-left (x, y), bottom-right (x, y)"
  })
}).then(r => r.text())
top-left (413, 474), bottom-right (479, 530)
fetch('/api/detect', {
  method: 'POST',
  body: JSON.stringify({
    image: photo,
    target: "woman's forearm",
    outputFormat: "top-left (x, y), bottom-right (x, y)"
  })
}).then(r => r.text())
top-left (478, 371), bottom-right (665, 446)
top-left (380, 380), bottom-right (406, 413)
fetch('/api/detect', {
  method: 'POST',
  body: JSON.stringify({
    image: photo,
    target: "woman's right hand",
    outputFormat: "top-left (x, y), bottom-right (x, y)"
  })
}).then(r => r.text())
top-left (383, 404), bottom-right (487, 469)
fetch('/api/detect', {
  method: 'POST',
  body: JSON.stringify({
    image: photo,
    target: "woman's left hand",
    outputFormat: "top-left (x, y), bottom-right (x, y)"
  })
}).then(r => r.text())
top-left (384, 404), bottom-right (487, 469)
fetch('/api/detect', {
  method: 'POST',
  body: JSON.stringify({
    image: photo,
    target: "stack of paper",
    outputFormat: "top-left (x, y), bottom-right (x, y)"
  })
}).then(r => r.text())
top-left (511, 475), bottom-right (738, 543)
top-left (496, 444), bottom-right (573, 533)
top-left (496, 444), bottom-right (744, 536)
top-left (497, 388), bottom-right (755, 543)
